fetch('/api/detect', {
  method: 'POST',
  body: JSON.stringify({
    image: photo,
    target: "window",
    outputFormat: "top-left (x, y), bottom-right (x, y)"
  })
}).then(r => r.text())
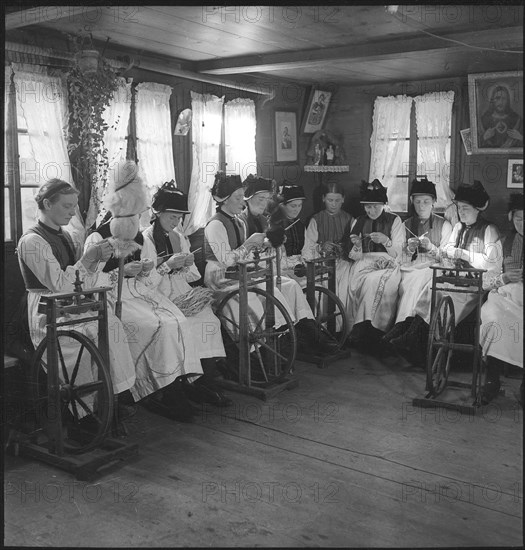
top-left (370, 91), bottom-right (454, 212)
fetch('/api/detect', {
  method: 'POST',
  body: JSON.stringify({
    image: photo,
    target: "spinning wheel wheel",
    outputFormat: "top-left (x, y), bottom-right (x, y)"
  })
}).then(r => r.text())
top-left (304, 285), bottom-right (348, 353)
top-left (426, 296), bottom-right (455, 397)
top-left (31, 330), bottom-right (113, 454)
top-left (215, 287), bottom-right (297, 387)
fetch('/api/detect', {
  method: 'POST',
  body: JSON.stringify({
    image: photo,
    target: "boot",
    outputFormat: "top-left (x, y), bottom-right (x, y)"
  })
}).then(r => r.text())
top-left (140, 378), bottom-right (196, 423)
top-left (382, 319), bottom-right (410, 343)
top-left (188, 359), bottom-right (233, 407)
top-left (481, 357), bottom-right (501, 405)
top-left (296, 318), bottom-right (339, 355)
top-left (391, 315), bottom-right (427, 351)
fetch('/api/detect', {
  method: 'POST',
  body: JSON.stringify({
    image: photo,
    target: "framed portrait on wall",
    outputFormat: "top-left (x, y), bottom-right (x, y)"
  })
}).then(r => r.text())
top-left (274, 110), bottom-right (298, 164)
top-left (302, 89), bottom-right (332, 134)
top-left (507, 159), bottom-right (523, 188)
top-left (468, 71), bottom-right (523, 154)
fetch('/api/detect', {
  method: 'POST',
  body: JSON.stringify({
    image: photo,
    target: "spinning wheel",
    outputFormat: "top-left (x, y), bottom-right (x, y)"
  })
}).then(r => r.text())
top-left (215, 287), bottom-right (296, 387)
top-left (31, 330), bottom-right (113, 454)
top-left (426, 296), bottom-right (455, 397)
top-left (213, 251), bottom-right (298, 399)
top-left (304, 285), bottom-right (348, 353)
top-left (413, 263), bottom-right (490, 414)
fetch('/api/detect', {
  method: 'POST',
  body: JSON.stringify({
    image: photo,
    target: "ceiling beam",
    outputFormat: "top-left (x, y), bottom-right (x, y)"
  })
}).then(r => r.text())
top-left (195, 27), bottom-right (523, 75)
top-left (6, 6), bottom-right (104, 30)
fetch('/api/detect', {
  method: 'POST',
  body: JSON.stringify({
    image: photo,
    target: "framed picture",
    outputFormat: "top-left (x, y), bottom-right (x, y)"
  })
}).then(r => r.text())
top-left (507, 159), bottom-right (524, 188)
top-left (468, 71), bottom-right (523, 154)
top-left (460, 128), bottom-right (473, 155)
top-left (274, 110), bottom-right (298, 164)
top-left (302, 89), bottom-right (332, 134)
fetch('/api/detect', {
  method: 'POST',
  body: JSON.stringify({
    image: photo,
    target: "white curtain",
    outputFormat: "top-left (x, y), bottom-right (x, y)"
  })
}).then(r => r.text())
top-left (89, 77), bottom-right (133, 227)
top-left (414, 91), bottom-right (455, 209)
top-left (183, 92), bottom-right (224, 236)
top-left (13, 65), bottom-right (85, 247)
top-left (369, 95), bottom-right (413, 212)
top-left (135, 82), bottom-right (175, 190)
top-left (224, 98), bottom-right (257, 180)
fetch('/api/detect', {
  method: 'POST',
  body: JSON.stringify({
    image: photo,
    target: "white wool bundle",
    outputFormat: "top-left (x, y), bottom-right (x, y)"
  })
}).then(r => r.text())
top-left (104, 159), bottom-right (149, 257)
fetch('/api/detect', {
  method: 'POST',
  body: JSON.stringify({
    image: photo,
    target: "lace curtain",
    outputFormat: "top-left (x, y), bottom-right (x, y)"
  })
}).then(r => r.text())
top-left (183, 92), bottom-right (224, 236)
top-left (224, 98), bottom-right (257, 180)
top-left (414, 91), bottom-right (455, 209)
top-left (369, 95), bottom-right (412, 212)
top-left (12, 65), bottom-right (85, 247)
top-left (90, 77), bottom-right (133, 227)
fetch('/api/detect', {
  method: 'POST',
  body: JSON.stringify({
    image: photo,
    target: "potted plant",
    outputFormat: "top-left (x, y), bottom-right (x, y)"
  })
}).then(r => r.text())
top-left (67, 36), bottom-right (119, 223)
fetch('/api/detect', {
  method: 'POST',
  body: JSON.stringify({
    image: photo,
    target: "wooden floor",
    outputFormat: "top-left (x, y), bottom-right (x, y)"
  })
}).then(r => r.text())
top-left (4, 351), bottom-right (523, 547)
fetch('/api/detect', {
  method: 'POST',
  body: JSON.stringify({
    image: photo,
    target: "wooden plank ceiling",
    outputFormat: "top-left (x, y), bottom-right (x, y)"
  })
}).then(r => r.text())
top-left (5, 4), bottom-right (524, 86)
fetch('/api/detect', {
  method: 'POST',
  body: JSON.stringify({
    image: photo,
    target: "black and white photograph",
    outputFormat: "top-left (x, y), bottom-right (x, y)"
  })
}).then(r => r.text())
top-left (3, 3), bottom-right (523, 548)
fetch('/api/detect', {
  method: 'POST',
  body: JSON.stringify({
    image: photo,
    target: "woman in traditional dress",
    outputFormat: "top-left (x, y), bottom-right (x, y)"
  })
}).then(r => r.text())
top-left (479, 193), bottom-right (523, 405)
top-left (16, 179), bottom-right (136, 418)
top-left (141, 180), bottom-right (231, 407)
top-left (383, 178), bottom-right (453, 349)
top-left (268, 183), bottom-right (307, 273)
top-left (346, 179), bottom-right (404, 347)
top-left (403, 180), bottom-right (503, 359)
top-left (302, 181), bottom-right (354, 320)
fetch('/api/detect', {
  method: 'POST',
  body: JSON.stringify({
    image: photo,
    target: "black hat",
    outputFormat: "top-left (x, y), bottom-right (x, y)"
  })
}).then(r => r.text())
top-left (281, 184), bottom-right (306, 203)
top-left (151, 180), bottom-right (190, 213)
top-left (409, 177), bottom-right (437, 199)
top-left (360, 179), bottom-right (388, 204)
top-left (508, 193), bottom-right (524, 221)
top-left (243, 174), bottom-right (273, 199)
top-left (453, 180), bottom-right (490, 211)
top-left (211, 172), bottom-right (243, 203)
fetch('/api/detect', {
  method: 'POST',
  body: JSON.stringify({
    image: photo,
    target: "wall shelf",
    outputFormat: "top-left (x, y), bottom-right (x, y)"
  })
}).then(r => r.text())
top-left (304, 165), bottom-right (349, 173)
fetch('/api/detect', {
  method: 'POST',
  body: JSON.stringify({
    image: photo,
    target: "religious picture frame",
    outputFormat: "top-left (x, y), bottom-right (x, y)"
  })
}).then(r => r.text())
top-left (468, 71), bottom-right (523, 154)
top-left (507, 159), bottom-right (524, 189)
top-left (302, 88), bottom-right (332, 134)
top-left (460, 128), bottom-right (473, 155)
top-left (274, 110), bottom-right (298, 164)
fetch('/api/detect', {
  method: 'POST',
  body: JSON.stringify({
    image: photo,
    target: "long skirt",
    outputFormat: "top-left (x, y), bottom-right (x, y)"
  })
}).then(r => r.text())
top-left (110, 279), bottom-right (202, 401)
top-left (395, 259), bottom-right (434, 323)
top-left (157, 274), bottom-right (225, 359)
top-left (345, 253), bottom-right (401, 333)
top-left (480, 282), bottom-right (523, 368)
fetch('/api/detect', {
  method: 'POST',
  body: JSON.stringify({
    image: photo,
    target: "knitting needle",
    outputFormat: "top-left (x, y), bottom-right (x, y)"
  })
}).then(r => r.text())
top-left (157, 247), bottom-right (201, 260)
top-left (284, 219), bottom-right (301, 231)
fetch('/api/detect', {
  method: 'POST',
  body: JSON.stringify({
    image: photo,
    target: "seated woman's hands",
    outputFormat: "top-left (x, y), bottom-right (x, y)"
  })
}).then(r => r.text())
top-left (406, 237), bottom-right (419, 254)
top-left (502, 269), bottom-right (523, 284)
top-left (123, 260), bottom-right (143, 277)
top-left (81, 238), bottom-right (114, 271)
top-left (183, 253), bottom-right (194, 267)
top-left (369, 232), bottom-right (389, 245)
top-left (350, 234), bottom-right (362, 248)
top-left (140, 258), bottom-right (155, 276)
top-left (244, 232), bottom-right (266, 251)
top-left (166, 253), bottom-right (187, 270)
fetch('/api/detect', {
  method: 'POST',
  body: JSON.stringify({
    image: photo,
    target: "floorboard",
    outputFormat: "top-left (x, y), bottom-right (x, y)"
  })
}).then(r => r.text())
top-left (4, 351), bottom-right (523, 547)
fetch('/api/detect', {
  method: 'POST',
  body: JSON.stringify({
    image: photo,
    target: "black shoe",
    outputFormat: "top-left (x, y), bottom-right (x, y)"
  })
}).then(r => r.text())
top-left (141, 383), bottom-right (195, 423)
top-left (182, 377), bottom-right (233, 408)
top-left (116, 402), bottom-right (137, 421)
top-left (481, 379), bottom-right (501, 405)
top-left (382, 321), bottom-right (406, 343)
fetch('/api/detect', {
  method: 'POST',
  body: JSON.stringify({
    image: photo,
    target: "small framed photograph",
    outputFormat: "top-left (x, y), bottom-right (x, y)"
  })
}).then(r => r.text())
top-left (302, 89), bottom-right (332, 134)
top-left (507, 159), bottom-right (524, 188)
top-left (468, 71), bottom-right (523, 154)
top-left (460, 128), bottom-right (473, 155)
top-left (274, 110), bottom-right (298, 164)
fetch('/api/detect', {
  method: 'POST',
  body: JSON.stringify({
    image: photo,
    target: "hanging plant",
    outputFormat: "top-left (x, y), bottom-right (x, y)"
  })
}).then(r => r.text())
top-left (67, 41), bottom-right (119, 223)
